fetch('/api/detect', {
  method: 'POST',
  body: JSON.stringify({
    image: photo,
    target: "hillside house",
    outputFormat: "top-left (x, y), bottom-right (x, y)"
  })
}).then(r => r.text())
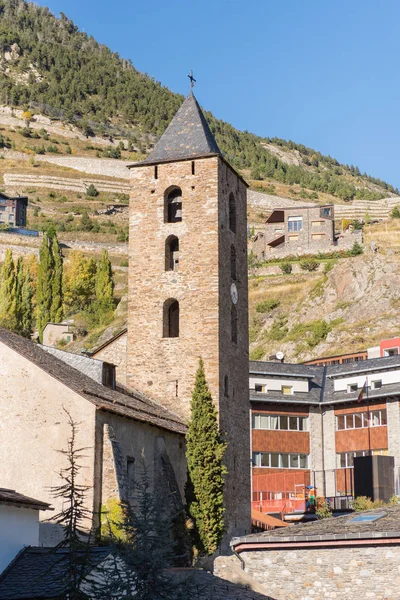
top-left (0, 193), bottom-right (27, 227)
top-left (42, 322), bottom-right (74, 347)
top-left (252, 203), bottom-right (361, 259)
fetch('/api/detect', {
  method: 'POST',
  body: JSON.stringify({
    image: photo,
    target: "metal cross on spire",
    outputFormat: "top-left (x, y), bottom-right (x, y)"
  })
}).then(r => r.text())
top-left (188, 70), bottom-right (196, 90)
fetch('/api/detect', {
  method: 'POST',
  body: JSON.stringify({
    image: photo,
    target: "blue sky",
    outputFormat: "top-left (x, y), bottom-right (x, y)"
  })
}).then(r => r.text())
top-left (35, 0), bottom-right (400, 188)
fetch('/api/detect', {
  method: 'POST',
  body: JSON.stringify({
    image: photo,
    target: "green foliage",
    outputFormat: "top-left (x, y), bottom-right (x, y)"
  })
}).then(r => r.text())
top-left (0, 248), bottom-right (16, 330)
top-left (349, 241), bottom-right (363, 256)
top-left (63, 251), bottom-right (96, 310)
top-left (255, 298), bottom-right (280, 313)
top-left (36, 233), bottom-right (63, 341)
top-left (280, 261), bottom-right (292, 274)
top-left (186, 359), bottom-right (227, 555)
top-left (100, 497), bottom-right (127, 542)
top-left (95, 249), bottom-right (114, 309)
top-left (50, 235), bottom-right (63, 323)
top-left (351, 496), bottom-right (377, 512)
top-left (300, 258), bottom-right (319, 272)
top-left (323, 259), bottom-right (336, 274)
top-left (315, 498), bottom-right (333, 520)
top-left (85, 183), bottom-right (99, 197)
top-left (268, 315), bottom-right (289, 341)
top-left (391, 206), bottom-right (400, 218)
top-left (288, 319), bottom-right (331, 348)
top-left (250, 346), bottom-right (265, 360)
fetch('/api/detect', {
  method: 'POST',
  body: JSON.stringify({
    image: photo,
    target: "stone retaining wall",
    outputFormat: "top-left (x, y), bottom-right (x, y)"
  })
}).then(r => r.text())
top-left (215, 544), bottom-right (400, 600)
top-left (4, 173), bottom-right (131, 194)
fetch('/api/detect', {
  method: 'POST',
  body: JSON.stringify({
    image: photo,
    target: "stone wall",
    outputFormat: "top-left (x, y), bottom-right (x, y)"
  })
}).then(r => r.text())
top-left (91, 331), bottom-right (127, 385)
top-left (216, 545), bottom-right (400, 600)
top-left (4, 173), bottom-right (130, 194)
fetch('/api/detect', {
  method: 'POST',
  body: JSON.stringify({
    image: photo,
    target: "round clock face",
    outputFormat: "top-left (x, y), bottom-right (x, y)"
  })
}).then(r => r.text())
top-left (231, 282), bottom-right (238, 305)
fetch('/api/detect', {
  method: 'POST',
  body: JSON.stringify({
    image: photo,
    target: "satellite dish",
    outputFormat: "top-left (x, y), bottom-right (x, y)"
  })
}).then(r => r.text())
top-left (276, 351), bottom-right (284, 361)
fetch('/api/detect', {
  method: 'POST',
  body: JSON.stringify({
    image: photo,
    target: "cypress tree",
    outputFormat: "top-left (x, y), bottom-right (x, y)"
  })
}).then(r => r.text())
top-left (185, 359), bottom-right (227, 555)
top-left (36, 233), bottom-right (54, 341)
top-left (15, 256), bottom-right (24, 331)
top-left (95, 249), bottom-right (114, 310)
top-left (0, 249), bottom-right (17, 331)
top-left (21, 265), bottom-right (33, 338)
top-left (50, 235), bottom-right (63, 323)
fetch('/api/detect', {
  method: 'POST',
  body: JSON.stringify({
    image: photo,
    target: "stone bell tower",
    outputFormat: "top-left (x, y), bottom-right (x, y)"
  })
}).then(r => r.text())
top-left (127, 92), bottom-right (250, 542)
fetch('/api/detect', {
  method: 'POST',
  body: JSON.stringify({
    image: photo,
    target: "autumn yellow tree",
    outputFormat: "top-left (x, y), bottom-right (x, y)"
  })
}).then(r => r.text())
top-left (63, 251), bottom-right (96, 311)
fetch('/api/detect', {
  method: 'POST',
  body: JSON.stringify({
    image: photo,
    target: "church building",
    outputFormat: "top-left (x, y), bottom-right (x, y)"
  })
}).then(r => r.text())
top-left (0, 92), bottom-right (251, 550)
top-left (127, 92), bottom-right (251, 542)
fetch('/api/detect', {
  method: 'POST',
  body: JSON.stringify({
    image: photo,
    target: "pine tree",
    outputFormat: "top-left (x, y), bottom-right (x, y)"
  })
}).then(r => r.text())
top-left (36, 233), bottom-right (54, 341)
top-left (95, 250), bottom-right (114, 310)
top-left (0, 249), bottom-right (17, 331)
top-left (185, 359), bottom-right (227, 556)
top-left (50, 235), bottom-right (63, 323)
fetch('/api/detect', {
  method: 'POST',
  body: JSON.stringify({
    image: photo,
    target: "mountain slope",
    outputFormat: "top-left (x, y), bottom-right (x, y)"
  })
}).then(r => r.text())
top-left (0, 0), bottom-right (397, 205)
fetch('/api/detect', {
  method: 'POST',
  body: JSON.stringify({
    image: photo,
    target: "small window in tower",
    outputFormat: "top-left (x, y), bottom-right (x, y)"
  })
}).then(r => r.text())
top-left (163, 298), bottom-right (179, 338)
top-left (165, 187), bottom-right (182, 223)
top-left (231, 245), bottom-right (237, 281)
top-left (154, 165), bottom-right (158, 180)
top-left (191, 161), bottom-right (195, 175)
top-left (165, 235), bottom-right (179, 271)
top-left (127, 457), bottom-right (135, 496)
top-left (224, 375), bottom-right (229, 397)
top-left (231, 304), bottom-right (238, 344)
top-left (229, 193), bottom-right (236, 233)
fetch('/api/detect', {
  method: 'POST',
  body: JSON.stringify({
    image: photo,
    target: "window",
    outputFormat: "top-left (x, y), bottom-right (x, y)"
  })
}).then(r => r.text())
top-left (224, 375), bottom-right (229, 397)
top-left (312, 233), bottom-right (325, 240)
top-left (191, 161), bottom-right (195, 175)
top-left (252, 452), bottom-right (308, 469)
top-left (165, 187), bottom-right (182, 223)
top-left (347, 383), bottom-right (358, 393)
top-left (311, 221), bottom-right (322, 227)
top-left (165, 235), bottom-right (179, 271)
top-left (336, 409), bottom-right (387, 430)
top-left (229, 193), bottom-right (236, 233)
top-left (288, 234), bottom-right (299, 241)
top-left (384, 347), bottom-right (398, 356)
top-left (372, 380), bottom-right (382, 389)
top-left (163, 299), bottom-right (179, 338)
top-left (288, 216), bottom-right (303, 232)
top-left (252, 413), bottom-right (308, 431)
top-left (127, 457), bottom-right (136, 495)
top-left (281, 385), bottom-right (293, 395)
top-left (321, 207), bottom-right (332, 217)
top-left (255, 384), bottom-right (266, 393)
top-left (231, 304), bottom-right (237, 344)
top-left (231, 245), bottom-right (237, 281)
top-left (154, 165), bottom-right (158, 179)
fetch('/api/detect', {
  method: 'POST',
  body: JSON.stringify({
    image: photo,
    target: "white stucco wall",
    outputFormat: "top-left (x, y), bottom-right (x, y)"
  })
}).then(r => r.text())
top-left (0, 505), bottom-right (39, 574)
top-left (332, 368), bottom-right (400, 392)
top-left (249, 375), bottom-right (309, 393)
top-left (0, 342), bottom-right (96, 546)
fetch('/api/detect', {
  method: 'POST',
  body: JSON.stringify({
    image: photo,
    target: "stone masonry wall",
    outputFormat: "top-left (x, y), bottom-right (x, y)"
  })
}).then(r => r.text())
top-left (91, 331), bottom-right (127, 385)
top-left (127, 156), bottom-right (251, 545)
top-left (224, 545), bottom-right (400, 600)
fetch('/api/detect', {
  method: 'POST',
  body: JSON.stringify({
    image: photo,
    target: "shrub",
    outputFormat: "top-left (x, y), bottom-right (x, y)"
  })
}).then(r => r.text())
top-left (250, 346), bottom-right (265, 360)
top-left (46, 144), bottom-right (59, 153)
top-left (391, 206), bottom-right (400, 219)
top-left (86, 183), bottom-right (99, 197)
top-left (65, 145), bottom-right (72, 154)
top-left (255, 299), bottom-right (280, 313)
top-left (315, 498), bottom-right (333, 520)
top-left (349, 241), bottom-right (363, 256)
top-left (300, 258), bottom-right (319, 272)
top-left (351, 496), bottom-right (374, 512)
top-left (269, 316), bottom-right (289, 341)
top-left (280, 261), bottom-right (292, 274)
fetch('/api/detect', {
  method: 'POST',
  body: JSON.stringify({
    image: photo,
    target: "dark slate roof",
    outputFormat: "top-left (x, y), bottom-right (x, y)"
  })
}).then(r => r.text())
top-left (130, 92), bottom-right (221, 166)
top-left (0, 488), bottom-right (51, 511)
top-left (250, 356), bottom-right (400, 406)
top-left (0, 547), bottom-right (110, 599)
top-left (232, 505), bottom-right (400, 548)
top-left (0, 328), bottom-right (187, 435)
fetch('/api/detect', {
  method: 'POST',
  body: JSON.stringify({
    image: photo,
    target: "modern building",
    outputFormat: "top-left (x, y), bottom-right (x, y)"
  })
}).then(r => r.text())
top-left (303, 336), bottom-right (400, 366)
top-left (252, 203), bottom-right (362, 259)
top-left (250, 354), bottom-right (400, 514)
top-left (0, 193), bottom-right (28, 227)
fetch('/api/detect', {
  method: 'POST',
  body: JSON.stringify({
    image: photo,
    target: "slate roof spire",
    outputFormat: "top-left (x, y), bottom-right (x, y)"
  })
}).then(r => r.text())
top-left (137, 92), bottom-right (221, 165)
